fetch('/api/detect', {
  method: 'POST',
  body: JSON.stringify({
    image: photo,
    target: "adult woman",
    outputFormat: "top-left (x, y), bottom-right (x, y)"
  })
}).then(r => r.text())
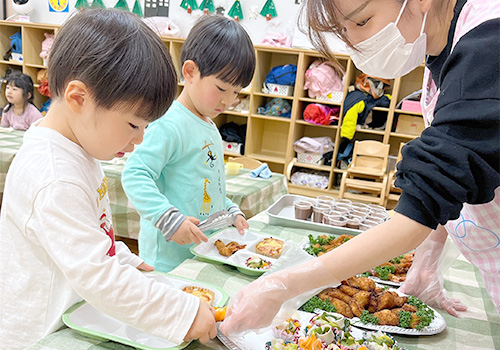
top-left (221, 0), bottom-right (499, 334)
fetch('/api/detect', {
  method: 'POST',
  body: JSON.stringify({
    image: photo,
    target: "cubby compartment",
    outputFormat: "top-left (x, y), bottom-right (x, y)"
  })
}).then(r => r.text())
top-left (214, 113), bottom-right (248, 157)
top-left (252, 94), bottom-right (293, 120)
top-left (22, 26), bottom-right (56, 67)
top-left (0, 23), bottom-right (22, 63)
top-left (246, 117), bottom-right (290, 164)
top-left (166, 39), bottom-right (183, 83)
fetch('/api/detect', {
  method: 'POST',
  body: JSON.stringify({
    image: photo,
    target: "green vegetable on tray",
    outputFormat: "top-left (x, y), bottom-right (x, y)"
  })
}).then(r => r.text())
top-left (299, 296), bottom-right (337, 313)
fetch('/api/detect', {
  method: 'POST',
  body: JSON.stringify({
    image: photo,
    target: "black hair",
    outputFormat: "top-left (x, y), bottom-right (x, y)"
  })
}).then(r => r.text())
top-left (48, 8), bottom-right (177, 122)
top-left (4, 72), bottom-right (35, 113)
top-left (181, 15), bottom-right (255, 88)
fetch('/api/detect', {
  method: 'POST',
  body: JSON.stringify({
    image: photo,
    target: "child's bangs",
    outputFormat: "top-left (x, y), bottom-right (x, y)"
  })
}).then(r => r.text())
top-left (215, 57), bottom-right (254, 88)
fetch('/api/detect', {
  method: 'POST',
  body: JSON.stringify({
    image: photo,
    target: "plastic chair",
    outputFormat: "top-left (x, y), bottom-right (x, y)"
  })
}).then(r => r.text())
top-left (338, 140), bottom-right (390, 205)
top-left (384, 142), bottom-right (406, 207)
top-left (227, 156), bottom-right (263, 170)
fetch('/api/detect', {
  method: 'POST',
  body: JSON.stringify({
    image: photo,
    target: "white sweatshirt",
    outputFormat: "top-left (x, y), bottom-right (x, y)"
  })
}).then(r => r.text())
top-left (0, 124), bottom-right (199, 349)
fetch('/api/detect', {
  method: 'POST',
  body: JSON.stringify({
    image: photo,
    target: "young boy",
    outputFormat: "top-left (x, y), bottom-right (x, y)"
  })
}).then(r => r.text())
top-left (0, 9), bottom-right (217, 349)
top-left (121, 15), bottom-right (256, 272)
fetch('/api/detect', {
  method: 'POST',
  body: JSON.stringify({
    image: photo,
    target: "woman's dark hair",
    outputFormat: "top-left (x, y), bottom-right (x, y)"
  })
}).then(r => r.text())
top-left (4, 73), bottom-right (35, 113)
top-left (181, 15), bottom-right (256, 88)
top-left (48, 8), bottom-right (177, 122)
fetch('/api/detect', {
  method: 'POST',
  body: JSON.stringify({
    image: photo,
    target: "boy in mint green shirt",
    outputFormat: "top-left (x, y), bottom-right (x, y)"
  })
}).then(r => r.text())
top-left (122, 15), bottom-right (256, 272)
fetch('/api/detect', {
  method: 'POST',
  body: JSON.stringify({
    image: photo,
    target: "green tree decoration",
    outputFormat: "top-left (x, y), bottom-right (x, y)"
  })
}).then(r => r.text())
top-left (91, 0), bottom-right (106, 8)
top-left (114, 0), bottom-right (130, 11)
top-left (75, 0), bottom-right (89, 10)
top-left (228, 0), bottom-right (243, 21)
top-left (200, 0), bottom-right (214, 13)
top-left (132, 0), bottom-right (143, 17)
top-left (260, 0), bottom-right (277, 21)
top-left (180, 0), bottom-right (198, 13)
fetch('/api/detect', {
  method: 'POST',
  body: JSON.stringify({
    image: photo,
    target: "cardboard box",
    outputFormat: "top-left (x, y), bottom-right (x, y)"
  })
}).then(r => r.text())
top-left (395, 114), bottom-right (425, 135)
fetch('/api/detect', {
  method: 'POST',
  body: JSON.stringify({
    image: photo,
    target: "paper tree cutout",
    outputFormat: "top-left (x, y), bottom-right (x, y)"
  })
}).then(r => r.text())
top-left (199, 0), bottom-right (214, 13)
top-left (228, 0), bottom-right (243, 21)
top-left (260, 0), bottom-right (277, 21)
top-left (132, 0), bottom-right (143, 16)
top-left (91, 0), bottom-right (106, 8)
top-left (114, 0), bottom-right (130, 11)
top-left (75, 0), bottom-right (89, 10)
top-left (180, 0), bottom-right (198, 13)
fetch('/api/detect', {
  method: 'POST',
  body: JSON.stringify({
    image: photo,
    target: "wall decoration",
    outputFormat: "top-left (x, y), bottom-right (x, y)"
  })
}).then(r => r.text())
top-left (75, 0), bottom-right (89, 10)
top-left (114, 0), bottom-right (130, 11)
top-left (49, 0), bottom-right (69, 12)
top-left (199, 0), bottom-right (214, 13)
top-left (260, 0), bottom-right (276, 21)
top-left (132, 0), bottom-right (143, 16)
top-left (215, 6), bottom-right (224, 15)
top-left (248, 4), bottom-right (258, 19)
top-left (144, 0), bottom-right (169, 16)
top-left (180, 0), bottom-right (198, 13)
top-left (91, 0), bottom-right (106, 8)
top-left (228, 0), bottom-right (243, 21)
top-left (295, 0), bottom-right (301, 4)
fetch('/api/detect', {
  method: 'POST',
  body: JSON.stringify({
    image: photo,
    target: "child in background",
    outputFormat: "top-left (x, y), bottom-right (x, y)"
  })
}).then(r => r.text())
top-left (122, 15), bottom-right (255, 273)
top-left (0, 9), bottom-right (217, 349)
top-left (1, 73), bottom-right (42, 130)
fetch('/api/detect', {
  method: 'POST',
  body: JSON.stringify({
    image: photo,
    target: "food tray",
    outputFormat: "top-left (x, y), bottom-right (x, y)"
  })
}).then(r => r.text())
top-left (220, 310), bottom-right (401, 349)
top-left (266, 194), bottom-right (363, 235)
top-left (190, 228), bottom-right (282, 276)
top-left (62, 272), bottom-right (228, 350)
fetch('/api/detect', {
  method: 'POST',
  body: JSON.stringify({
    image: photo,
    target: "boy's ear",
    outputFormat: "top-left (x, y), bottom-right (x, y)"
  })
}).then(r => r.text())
top-left (182, 60), bottom-right (199, 83)
top-left (64, 80), bottom-right (89, 113)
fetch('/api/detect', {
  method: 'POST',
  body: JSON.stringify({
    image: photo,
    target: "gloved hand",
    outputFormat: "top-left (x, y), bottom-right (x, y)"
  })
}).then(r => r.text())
top-left (220, 241), bottom-right (339, 335)
top-left (399, 225), bottom-right (467, 317)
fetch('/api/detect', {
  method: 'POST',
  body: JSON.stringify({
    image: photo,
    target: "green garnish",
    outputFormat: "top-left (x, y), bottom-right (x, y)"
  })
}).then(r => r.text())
top-left (373, 265), bottom-right (396, 280)
top-left (299, 296), bottom-right (337, 313)
top-left (398, 310), bottom-right (412, 328)
top-left (408, 296), bottom-right (435, 330)
top-left (359, 310), bottom-right (379, 325)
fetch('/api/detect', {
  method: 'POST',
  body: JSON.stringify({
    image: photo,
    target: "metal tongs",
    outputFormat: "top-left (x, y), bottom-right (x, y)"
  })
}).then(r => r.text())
top-left (197, 210), bottom-right (237, 232)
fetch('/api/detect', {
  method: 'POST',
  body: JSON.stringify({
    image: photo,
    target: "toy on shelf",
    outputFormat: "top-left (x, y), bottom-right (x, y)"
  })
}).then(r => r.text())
top-left (39, 33), bottom-right (55, 66)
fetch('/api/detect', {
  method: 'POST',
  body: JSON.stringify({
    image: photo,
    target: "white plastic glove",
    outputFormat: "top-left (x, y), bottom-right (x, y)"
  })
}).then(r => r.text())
top-left (399, 225), bottom-right (467, 317)
top-left (220, 241), bottom-right (339, 335)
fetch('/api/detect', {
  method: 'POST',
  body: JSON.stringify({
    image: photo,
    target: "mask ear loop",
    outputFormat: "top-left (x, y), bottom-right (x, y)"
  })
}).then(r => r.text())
top-left (395, 0), bottom-right (409, 25)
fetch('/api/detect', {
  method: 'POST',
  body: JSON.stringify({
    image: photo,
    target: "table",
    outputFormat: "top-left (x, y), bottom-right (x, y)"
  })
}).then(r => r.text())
top-left (26, 211), bottom-right (500, 350)
top-left (0, 129), bottom-right (288, 239)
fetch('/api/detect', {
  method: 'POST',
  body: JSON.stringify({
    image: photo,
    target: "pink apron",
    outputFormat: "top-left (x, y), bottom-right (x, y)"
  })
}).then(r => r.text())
top-left (421, 0), bottom-right (500, 313)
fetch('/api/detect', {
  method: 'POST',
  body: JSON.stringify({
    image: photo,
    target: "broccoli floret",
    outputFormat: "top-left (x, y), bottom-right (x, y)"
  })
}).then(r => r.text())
top-left (299, 296), bottom-right (337, 313)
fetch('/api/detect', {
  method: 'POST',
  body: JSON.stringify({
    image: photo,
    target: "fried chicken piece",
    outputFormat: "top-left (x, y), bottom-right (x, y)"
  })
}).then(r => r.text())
top-left (376, 292), bottom-right (398, 311)
top-left (346, 276), bottom-right (376, 291)
top-left (340, 284), bottom-right (359, 297)
top-left (402, 304), bottom-right (418, 313)
top-left (352, 290), bottom-right (371, 308)
top-left (373, 309), bottom-right (400, 326)
top-left (318, 288), bottom-right (335, 302)
top-left (329, 288), bottom-right (352, 304)
top-left (393, 293), bottom-right (408, 308)
top-left (214, 239), bottom-right (246, 256)
top-left (331, 298), bottom-right (354, 318)
top-left (410, 313), bottom-right (421, 329)
top-left (367, 295), bottom-right (378, 313)
top-left (349, 299), bottom-right (365, 317)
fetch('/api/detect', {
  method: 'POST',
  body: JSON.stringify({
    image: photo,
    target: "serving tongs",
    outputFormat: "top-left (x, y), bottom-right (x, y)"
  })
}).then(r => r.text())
top-left (197, 210), bottom-right (237, 232)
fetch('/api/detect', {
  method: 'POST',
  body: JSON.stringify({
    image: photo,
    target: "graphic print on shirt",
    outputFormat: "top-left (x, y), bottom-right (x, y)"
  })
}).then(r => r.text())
top-left (202, 141), bottom-right (217, 168)
top-left (451, 213), bottom-right (500, 252)
top-left (200, 178), bottom-right (213, 215)
top-left (99, 211), bottom-right (116, 256)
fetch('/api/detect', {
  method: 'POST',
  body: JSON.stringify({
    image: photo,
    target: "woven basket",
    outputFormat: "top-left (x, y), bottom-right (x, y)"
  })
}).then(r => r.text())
top-left (263, 83), bottom-right (294, 96)
top-left (297, 152), bottom-right (323, 165)
top-left (316, 91), bottom-right (344, 103)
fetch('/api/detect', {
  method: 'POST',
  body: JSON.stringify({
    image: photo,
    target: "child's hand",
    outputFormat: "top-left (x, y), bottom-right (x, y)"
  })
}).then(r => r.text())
top-left (136, 262), bottom-right (154, 272)
top-left (233, 214), bottom-right (249, 235)
top-left (183, 300), bottom-right (217, 343)
top-left (170, 217), bottom-right (208, 245)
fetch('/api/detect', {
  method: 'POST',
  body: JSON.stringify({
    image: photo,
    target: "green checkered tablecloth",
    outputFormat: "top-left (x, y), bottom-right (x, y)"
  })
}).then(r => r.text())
top-left (25, 212), bottom-right (500, 350)
top-left (0, 130), bottom-right (288, 239)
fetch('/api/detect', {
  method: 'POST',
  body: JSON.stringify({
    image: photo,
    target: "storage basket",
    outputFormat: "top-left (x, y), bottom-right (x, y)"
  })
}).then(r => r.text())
top-left (263, 83), bottom-right (294, 96)
top-left (316, 91), bottom-right (344, 103)
top-left (297, 152), bottom-right (323, 165)
top-left (11, 53), bottom-right (23, 63)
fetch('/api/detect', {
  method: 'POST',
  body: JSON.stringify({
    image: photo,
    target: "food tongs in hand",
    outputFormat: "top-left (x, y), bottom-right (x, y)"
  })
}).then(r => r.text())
top-left (197, 210), bottom-right (237, 232)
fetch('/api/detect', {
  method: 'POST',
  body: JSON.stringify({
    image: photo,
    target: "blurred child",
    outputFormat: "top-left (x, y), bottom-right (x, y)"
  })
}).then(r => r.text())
top-left (1, 73), bottom-right (42, 130)
top-left (122, 15), bottom-right (256, 272)
top-left (0, 9), bottom-right (217, 349)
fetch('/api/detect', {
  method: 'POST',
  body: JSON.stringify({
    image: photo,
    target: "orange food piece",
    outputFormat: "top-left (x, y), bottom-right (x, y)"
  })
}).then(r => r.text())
top-left (298, 334), bottom-right (323, 350)
top-left (214, 306), bottom-right (227, 322)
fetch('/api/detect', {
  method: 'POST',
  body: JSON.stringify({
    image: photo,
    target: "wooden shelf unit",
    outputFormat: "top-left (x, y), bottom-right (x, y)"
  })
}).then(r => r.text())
top-left (0, 21), bottom-right (425, 198)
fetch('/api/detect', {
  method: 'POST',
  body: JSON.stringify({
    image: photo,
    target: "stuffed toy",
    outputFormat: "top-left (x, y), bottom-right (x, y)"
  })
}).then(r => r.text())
top-left (39, 33), bottom-right (55, 64)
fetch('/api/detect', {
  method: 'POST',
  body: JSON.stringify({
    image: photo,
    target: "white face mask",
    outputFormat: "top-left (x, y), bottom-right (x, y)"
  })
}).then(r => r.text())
top-left (346, 0), bottom-right (428, 79)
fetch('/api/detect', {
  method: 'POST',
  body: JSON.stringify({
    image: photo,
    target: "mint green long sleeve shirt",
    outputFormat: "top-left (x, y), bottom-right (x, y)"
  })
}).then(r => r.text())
top-left (122, 101), bottom-right (242, 272)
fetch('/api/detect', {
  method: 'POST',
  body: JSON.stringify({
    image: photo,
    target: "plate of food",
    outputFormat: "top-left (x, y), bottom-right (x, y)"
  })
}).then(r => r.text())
top-left (62, 272), bottom-right (228, 350)
top-left (298, 276), bottom-right (446, 336)
top-left (302, 233), bottom-right (414, 286)
top-left (190, 228), bottom-right (285, 276)
top-left (218, 309), bottom-right (405, 350)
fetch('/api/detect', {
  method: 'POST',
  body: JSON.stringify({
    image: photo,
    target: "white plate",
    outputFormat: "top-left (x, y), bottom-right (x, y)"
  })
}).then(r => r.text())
top-left (62, 272), bottom-right (229, 350)
top-left (190, 228), bottom-right (281, 276)
top-left (221, 310), bottom-right (400, 349)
